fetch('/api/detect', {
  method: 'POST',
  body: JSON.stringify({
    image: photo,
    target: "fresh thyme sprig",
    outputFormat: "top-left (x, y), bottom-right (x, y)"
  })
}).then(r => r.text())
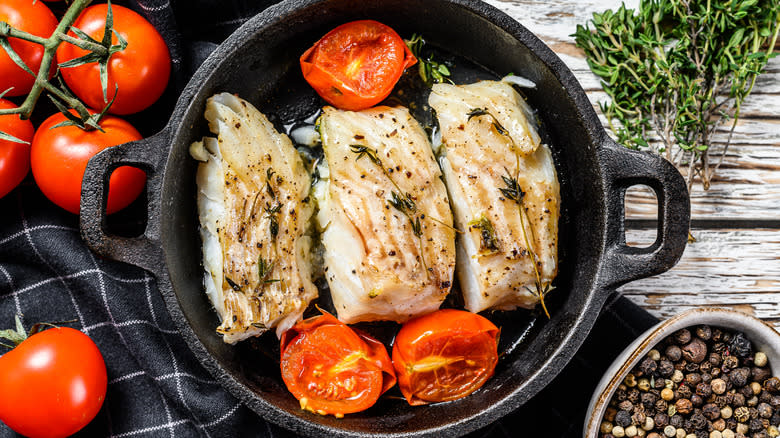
top-left (466, 109), bottom-right (552, 318)
top-left (573, 0), bottom-right (780, 190)
top-left (467, 216), bottom-right (500, 254)
top-left (405, 34), bottom-right (453, 86)
top-left (264, 202), bottom-right (281, 240)
top-left (257, 257), bottom-right (280, 285)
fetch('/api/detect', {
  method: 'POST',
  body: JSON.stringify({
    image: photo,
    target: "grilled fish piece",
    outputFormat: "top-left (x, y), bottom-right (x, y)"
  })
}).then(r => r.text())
top-left (190, 93), bottom-right (317, 343)
top-left (314, 105), bottom-right (456, 323)
top-left (429, 80), bottom-right (560, 314)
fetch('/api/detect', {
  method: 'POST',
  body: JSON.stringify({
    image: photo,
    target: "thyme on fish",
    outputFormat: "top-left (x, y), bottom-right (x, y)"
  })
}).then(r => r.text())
top-left (467, 109), bottom-right (553, 318)
top-left (264, 202), bottom-right (281, 240)
top-left (225, 277), bottom-right (241, 291)
top-left (405, 34), bottom-right (453, 86)
top-left (258, 257), bottom-right (280, 285)
top-left (573, 0), bottom-right (780, 190)
top-left (265, 168), bottom-right (276, 200)
top-left (467, 216), bottom-right (500, 253)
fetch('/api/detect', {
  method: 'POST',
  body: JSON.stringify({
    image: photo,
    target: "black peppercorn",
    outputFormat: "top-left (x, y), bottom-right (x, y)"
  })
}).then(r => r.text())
top-left (639, 357), bottom-right (658, 377)
top-left (676, 398), bottom-right (694, 415)
top-left (734, 393), bottom-right (747, 407)
top-left (677, 384), bottom-right (693, 400)
top-left (770, 395), bottom-right (780, 408)
top-left (690, 411), bottom-right (708, 429)
top-left (753, 367), bottom-right (772, 385)
top-left (749, 417), bottom-right (764, 431)
top-left (658, 360), bottom-right (675, 377)
top-left (696, 325), bottom-right (712, 341)
top-left (702, 372), bottom-right (713, 384)
top-left (770, 411), bottom-right (780, 426)
top-left (703, 403), bottom-right (721, 420)
top-left (694, 428), bottom-right (707, 438)
top-left (654, 412), bottom-right (669, 428)
top-left (700, 362), bottom-right (713, 374)
top-left (615, 410), bottom-right (632, 427)
top-left (670, 414), bottom-right (684, 428)
top-left (712, 328), bottom-right (724, 342)
top-left (729, 332), bottom-right (753, 358)
top-left (758, 402), bottom-right (773, 418)
top-left (666, 345), bottom-right (683, 362)
top-left (628, 388), bottom-right (641, 403)
top-left (691, 394), bottom-right (704, 407)
top-left (697, 382), bottom-right (713, 397)
top-left (686, 361), bottom-right (702, 372)
top-left (642, 392), bottom-right (658, 409)
top-left (618, 400), bottom-right (633, 412)
top-left (675, 329), bottom-right (692, 345)
top-left (687, 373), bottom-right (703, 386)
top-left (765, 377), bottom-right (780, 394)
top-left (656, 399), bottom-right (669, 413)
top-left (753, 430), bottom-right (769, 438)
top-left (724, 355), bottom-right (740, 370)
top-left (731, 368), bottom-right (752, 388)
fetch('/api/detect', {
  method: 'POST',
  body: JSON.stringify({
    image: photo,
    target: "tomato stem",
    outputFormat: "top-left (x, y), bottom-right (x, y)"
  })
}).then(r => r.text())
top-left (0, 0), bottom-right (116, 131)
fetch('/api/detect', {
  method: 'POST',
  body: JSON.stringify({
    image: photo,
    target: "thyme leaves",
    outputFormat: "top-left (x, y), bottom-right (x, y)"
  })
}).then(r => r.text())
top-left (258, 257), bottom-right (280, 285)
top-left (405, 34), bottom-right (453, 87)
top-left (468, 216), bottom-right (500, 254)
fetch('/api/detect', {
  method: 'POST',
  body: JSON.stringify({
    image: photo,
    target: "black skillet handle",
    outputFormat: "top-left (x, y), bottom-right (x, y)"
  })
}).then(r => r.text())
top-left (80, 129), bottom-right (170, 273)
top-left (596, 137), bottom-right (690, 291)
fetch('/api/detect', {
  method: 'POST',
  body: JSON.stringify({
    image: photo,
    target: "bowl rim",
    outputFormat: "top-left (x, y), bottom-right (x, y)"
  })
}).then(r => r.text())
top-left (584, 307), bottom-right (780, 438)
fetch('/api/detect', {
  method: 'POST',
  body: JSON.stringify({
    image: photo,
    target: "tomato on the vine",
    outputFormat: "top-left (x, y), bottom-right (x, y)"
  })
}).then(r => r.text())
top-left (0, 0), bottom-right (58, 96)
top-left (392, 309), bottom-right (499, 405)
top-left (300, 20), bottom-right (417, 111)
top-left (280, 311), bottom-right (396, 417)
top-left (56, 4), bottom-right (171, 115)
top-left (30, 111), bottom-right (146, 214)
top-left (0, 99), bottom-right (34, 198)
top-left (0, 326), bottom-right (107, 438)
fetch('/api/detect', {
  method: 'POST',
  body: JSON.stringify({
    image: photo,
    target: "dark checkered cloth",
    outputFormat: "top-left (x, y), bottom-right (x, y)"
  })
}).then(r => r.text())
top-left (0, 1), bottom-right (659, 436)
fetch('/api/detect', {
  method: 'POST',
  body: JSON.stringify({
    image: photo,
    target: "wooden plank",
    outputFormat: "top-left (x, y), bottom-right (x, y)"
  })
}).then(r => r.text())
top-left (619, 228), bottom-right (780, 329)
top-left (488, 1), bottom-right (780, 220)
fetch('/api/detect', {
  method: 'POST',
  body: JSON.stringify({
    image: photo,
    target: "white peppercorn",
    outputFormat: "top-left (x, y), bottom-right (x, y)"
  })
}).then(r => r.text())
top-left (664, 425), bottom-right (677, 437)
top-left (722, 429), bottom-right (735, 438)
top-left (613, 426), bottom-right (626, 437)
top-left (643, 416), bottom-right (655, 431)
top-left (649, 349), bottom-right (661, 361)
top-left (722, 406), bottom-right (734, 419)
top-left (602, 421), bottom-right (614, 434)
top-left (626, 425), bottom-right (638, 437)
top-left (672, 370), bottom-right (684, 383)
top-left (710, 431), bottom-right (723, 438)
top-left (756, 352), bottom-right (769, 368)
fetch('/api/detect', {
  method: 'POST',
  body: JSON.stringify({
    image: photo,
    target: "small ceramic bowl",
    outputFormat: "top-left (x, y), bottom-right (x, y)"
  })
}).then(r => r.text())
top-left (584, 307), bottom-right (780, 437)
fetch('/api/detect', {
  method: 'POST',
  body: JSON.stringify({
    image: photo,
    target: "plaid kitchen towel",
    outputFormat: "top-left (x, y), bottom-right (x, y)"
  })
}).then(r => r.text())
top-left (0, 1), bottom-right (659, 436)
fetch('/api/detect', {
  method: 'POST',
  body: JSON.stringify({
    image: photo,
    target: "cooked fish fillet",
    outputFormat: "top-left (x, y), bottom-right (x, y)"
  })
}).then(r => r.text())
top-left (190, 93), bottom-right (317, 343)
top-left (429, 81), bottom-right (560, 313)
top-left (314, 105), bottom-right (456, 323)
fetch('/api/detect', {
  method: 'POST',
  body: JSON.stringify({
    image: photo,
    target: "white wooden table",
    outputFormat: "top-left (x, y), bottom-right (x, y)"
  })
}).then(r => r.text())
top-left (488, 0), bottom-right (780, 327)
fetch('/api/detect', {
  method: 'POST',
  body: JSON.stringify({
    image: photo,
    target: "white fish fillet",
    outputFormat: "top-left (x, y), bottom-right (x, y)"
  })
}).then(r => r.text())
top-left (314, 105), bottom-right (456, 323)
top-left (190, 93), bottom-right (317, 343)
top-left (429, 81), bottom-right (560, 313)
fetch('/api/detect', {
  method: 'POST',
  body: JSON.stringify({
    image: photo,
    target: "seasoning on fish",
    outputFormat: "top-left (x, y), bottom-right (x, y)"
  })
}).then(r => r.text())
top-left (429, 80), bottom-right (560, 314)
top-left (189, 93), bottom-right (317, 343)
top-left (313, 105), bottom-right (456, 323)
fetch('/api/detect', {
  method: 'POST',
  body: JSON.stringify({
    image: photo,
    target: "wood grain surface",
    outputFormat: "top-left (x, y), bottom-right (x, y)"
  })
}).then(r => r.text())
top-left (486, 0), bottom-right (780, 326)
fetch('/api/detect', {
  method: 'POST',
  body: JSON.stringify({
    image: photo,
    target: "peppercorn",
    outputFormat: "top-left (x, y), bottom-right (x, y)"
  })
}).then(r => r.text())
top-left (626, 425), bottom-right (639, 437)
top-left (696, 325), bottom-right (712, 341)
top-left (713, 367), bottom-right (722, 377)
top-left (722, 406), bottom-right (734, 419)
top-left (744, 386), bottom-right (758, 398)
top-left (664, 425), bottom-right (677, 437)
top-left (702, 362), bottom-right (714, 374)
top-left (759, 403), bottom-right (774, 419)
top-left (705, 403), bottom-right (724, 420)
top-left (750, 406), bottom-right (760, 418)
top-left (691, 411), bottom-right (709, 429)
top-left (770, 396), bottom-right (780, 408)
top-left (755, 383), bottom-right (766, 396)
top-left (641, 357), bottom-right (660, 377)
top-left (691, 394), bottom-right (704, 407)
top-left (614, 426), bottom-right (627, 437)
top-left (755, 353), bottom-right (768, 368)
top-left (761, 392), bottom-right (773, 404)
top-left (765, 378), bottom-right (780, 394)
top-left (677, 398), bottom-right (694, 415)
top-left (768, 425), bottom-right (779, 437)
top-left (695, 430), bottom-right (708, 438)
top-left (603, 421), bottom-right (616, 434)
top-left (617, 410), bottom-right (634, 427)
top-left (643, 416), bottom-right (656, 431)
top-left (713, 417), bottom-right (726, 431)
top-left (670, 415), bottom-right (684, 428)
top-left (630, 389), bottom-right (642, 403)
top-left (711, 432), bottom-right (723, 438)
top-left (703, 373), bottom-right (713, 384)
top-left (736, 406), bottom-right (751, 423)
top-left (673, 370), bottom-right (685, 383)
top-left (643, 392), bottom-right (659, 409)
top-left (754, 430), bottom-right (770, 438)
top-left (688, 362), bottom-right (703, 372)
top-left (633, 411), bottom-right (647, 427)
top-left (738, 423), bottom-right (750, 434)
top-left (713, 379), bottom-right (728, 395)
top-left (751, 418), bottom-right (766, 431)
top-left (688, 373), bottom-right (704, 386)
top-left (649, 434), bottom-right (663, 438)
top-left (675, 329), bottom-right (693, 345)
top-left (639, 378), bottom-right (652, 392)
top-left (698, 382), bottom-right (714, 398)
top-left (734, 394), bottom-right (747, 407)
top-left (620, 400), bottom-right (635, 412)
top-left (722, 430), bottom-right (736, 438)
top-left (711, 353), bottom-right (724, 367)
top-left (724, 356), bottom-right (740, 370)
top-left (729, 333), bottom-right (753, 358)
top-left (684, 339), bottom-right (709, 364)
top-left (655, 413), bottom-right (670, 428)
top-left (754, 368), bottom-right (773, 385)
top-left (729, 368), bottom-right (750, 387)
top-left (626, 374), bottom-right (638, 387)
top-left (712, 328), bottom-right (724, 342)
top-left (667, 346), bottom-right (683, 362)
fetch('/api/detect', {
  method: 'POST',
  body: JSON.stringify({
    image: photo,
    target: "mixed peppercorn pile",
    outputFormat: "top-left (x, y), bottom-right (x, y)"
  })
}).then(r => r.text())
top-left (599, 325), bottom-right (780, 438)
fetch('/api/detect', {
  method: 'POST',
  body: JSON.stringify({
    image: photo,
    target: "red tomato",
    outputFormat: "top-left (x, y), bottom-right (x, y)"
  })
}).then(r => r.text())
top-left (30, 111), bottom-right (146, 214)
top-left (280, 312), bottom-right (396, 417)
top-left (56, 4), bottom-right (171, 115)
top-left (0, 327), bottom-right (107, 438)
top-left (0, 99), bottom-right (34, 198)
top-left (0, 0), bottom-right (58, 96)
top-left (392, 309), bottom-right (499, 405)
top-left (300, 20), bottom-right (416, 111)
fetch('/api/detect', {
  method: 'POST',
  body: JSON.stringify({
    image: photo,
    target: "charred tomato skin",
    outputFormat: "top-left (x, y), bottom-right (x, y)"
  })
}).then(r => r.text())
top-left (392, 308), bottom-right (499, 405)
top-left (280, 312), bottom-right (396, 417)
top-left (300, 20), bottom-right (416, 111)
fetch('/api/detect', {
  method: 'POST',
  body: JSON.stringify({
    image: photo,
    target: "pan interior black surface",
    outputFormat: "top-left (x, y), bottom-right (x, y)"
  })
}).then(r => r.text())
top-left (161, 1), bottom-right (598, 435)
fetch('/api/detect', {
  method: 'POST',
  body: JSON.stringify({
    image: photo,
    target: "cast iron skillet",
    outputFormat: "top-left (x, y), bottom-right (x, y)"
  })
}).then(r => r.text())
top-left (79, 0), bottom-right (691, 436)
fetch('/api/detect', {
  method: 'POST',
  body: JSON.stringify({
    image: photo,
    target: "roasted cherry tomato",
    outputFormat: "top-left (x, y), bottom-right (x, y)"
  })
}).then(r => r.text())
top-left (0, 0), bottom-right (58, 96)
top-left (300, 20), bottom-right (416, 111)
top-left (0, 99), bottom-right (34, 198)
top-left (0, 327), bottom-right (107, 438)
top-left (30, 111), bottom-right (146, 214)
top-left (57, 4), bottom-right (171, 115)
top-left (280, 311), bottom-right (396, 417)
top-left (392, 309), bottom-right (499, 405)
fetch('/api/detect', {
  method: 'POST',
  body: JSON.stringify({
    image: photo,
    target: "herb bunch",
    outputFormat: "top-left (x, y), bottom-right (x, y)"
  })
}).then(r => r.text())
top-left (405, 34), bottom-right (453, 87)
top-left (573, 0), bottom-right (780, 189)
